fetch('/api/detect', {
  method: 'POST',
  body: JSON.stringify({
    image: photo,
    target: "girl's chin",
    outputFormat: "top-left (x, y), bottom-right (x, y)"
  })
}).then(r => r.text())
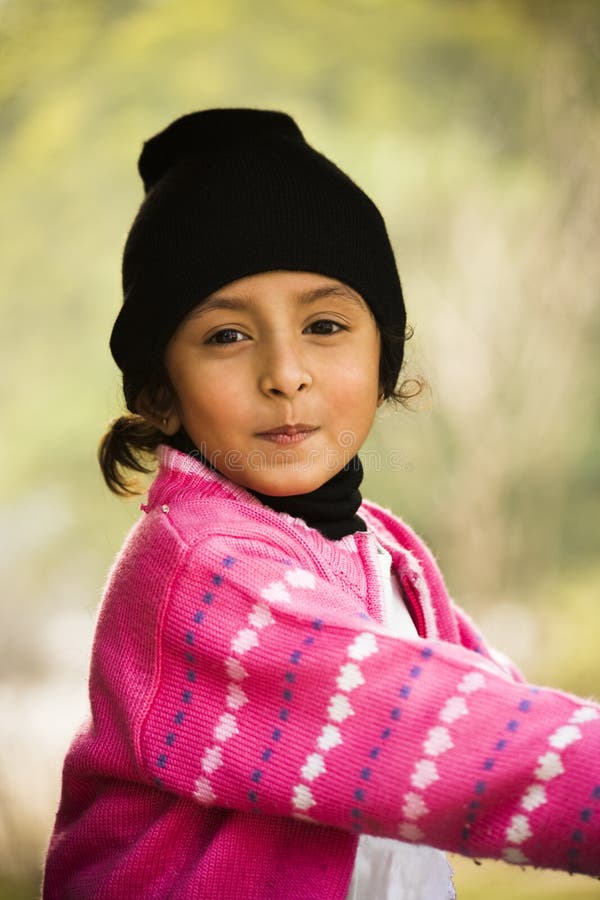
top-left (213, 447), bottom-right (358, 496)
top-left (244, 479), bottom-right (328, 497)
top-left (227, 470), bottom-right (333, 497)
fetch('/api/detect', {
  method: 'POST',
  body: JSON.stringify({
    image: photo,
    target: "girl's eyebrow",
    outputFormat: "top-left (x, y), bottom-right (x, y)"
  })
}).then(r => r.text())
top-left (298, 284), bottom-right (365, 307)
top-left (189, 284), bottom-right (365, 319)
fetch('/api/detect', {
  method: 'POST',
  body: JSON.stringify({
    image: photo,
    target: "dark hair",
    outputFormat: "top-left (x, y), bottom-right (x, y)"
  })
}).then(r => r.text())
top-left (379, 322), bottom-right (425, 407)
top-left (98, 323), bottom-right (425, 496)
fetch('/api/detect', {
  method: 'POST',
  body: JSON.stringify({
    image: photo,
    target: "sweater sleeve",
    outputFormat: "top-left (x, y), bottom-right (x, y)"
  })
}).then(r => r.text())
top-left (131, 531), bottom-right (600, 878)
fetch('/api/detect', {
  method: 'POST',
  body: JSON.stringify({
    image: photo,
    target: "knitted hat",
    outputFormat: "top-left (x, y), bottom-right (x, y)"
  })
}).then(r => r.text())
top-left (110, 108), bottom-right (406, 406)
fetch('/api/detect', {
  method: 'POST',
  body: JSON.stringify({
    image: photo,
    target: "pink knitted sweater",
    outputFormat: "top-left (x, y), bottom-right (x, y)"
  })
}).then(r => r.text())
top-left (44, 447), bottom-right (600, 898)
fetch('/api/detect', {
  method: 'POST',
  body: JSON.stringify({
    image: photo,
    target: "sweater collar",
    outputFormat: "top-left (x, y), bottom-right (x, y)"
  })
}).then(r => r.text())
top-left (152, 443), bottom-right (366, 540)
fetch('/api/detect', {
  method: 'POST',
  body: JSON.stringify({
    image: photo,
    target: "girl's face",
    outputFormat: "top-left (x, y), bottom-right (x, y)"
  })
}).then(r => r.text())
top-left (162, 270), bottom-right (381, 496)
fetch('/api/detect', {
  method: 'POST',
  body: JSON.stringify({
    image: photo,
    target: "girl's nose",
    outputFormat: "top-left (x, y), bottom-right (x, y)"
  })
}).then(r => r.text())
top-left (258, 342), bottom-right (312, 399)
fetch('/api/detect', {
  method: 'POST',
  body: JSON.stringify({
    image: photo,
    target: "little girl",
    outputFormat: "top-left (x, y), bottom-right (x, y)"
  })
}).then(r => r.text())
top-left (44, 108), bottom-right (600, 899)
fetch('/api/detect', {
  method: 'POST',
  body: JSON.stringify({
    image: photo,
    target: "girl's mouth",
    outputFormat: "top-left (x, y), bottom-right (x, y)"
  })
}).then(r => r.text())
top-left (256, 424), bottom-right (319, 444)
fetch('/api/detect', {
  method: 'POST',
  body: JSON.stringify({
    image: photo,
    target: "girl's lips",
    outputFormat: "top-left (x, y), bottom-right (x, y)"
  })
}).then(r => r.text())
top-left (256, 424), bottom-right (319, 444)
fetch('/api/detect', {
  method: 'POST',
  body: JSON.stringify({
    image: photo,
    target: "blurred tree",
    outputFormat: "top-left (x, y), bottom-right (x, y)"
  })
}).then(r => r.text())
top-left (1, 0), bottom-right (599, 896)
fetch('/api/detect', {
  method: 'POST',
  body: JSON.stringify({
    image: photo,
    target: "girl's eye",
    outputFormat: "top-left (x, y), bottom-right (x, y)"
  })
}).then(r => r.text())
top-left (207, 328), bottom-right (247, 344)
top-left (305, 319), bottom-right (345, 336)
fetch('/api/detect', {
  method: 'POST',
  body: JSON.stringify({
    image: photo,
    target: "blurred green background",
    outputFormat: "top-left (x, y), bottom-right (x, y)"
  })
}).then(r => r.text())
top-left (1, 0), bottom-right (599, 897)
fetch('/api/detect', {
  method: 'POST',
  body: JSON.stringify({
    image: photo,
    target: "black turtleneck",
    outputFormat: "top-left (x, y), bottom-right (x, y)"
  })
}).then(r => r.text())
top-left (167, 430), bottom-right (367, 541)
top-left (249, 456), bottom-right (367, 540)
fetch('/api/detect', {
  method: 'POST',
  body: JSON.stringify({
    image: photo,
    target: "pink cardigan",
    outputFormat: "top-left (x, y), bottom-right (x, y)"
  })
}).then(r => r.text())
top-left (44, 447), bottom-right (600, 898)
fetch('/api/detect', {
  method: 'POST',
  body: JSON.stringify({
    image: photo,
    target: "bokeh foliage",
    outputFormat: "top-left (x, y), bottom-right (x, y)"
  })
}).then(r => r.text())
top-left (1, 1), bottom-right (599, 897)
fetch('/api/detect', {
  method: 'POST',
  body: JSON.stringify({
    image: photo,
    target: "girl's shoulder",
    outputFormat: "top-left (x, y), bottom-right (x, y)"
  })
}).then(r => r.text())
top-left (135, 447), bottom-right (362, 574)
top-left (140, 446), bottom-right (281, 545)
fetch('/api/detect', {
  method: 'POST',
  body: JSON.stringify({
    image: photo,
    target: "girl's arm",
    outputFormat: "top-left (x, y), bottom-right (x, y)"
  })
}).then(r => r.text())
top-left (102, 529), bottom-right (600, 878)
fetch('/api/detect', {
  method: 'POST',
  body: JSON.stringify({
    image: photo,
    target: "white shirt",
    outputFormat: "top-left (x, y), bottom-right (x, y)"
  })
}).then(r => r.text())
top-left (346, 540), bottom-right (456, 900)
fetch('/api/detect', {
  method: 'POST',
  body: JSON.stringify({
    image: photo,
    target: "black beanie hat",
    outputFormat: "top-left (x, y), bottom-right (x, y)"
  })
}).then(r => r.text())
top-left (110, 108), bottom-right (406, 408)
